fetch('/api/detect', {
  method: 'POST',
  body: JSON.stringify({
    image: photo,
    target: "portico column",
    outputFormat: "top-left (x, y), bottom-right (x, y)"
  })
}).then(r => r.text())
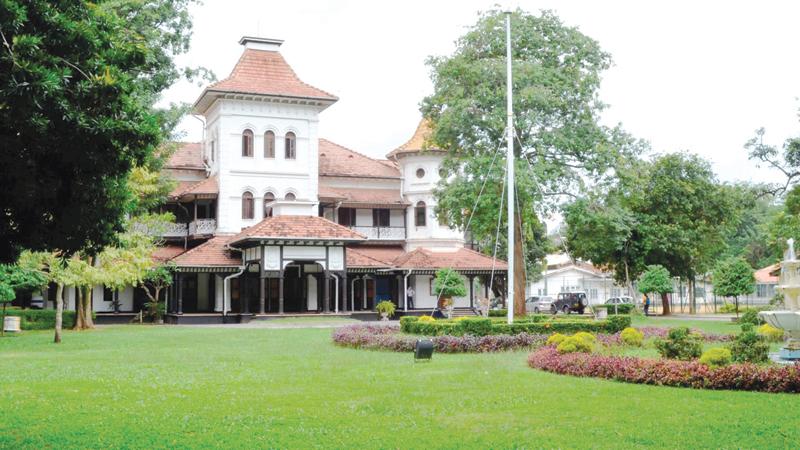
top-left (469, 275), bottom-right (475, 309)
top-left (362, 275), bottom-right (368, 309)
top-left (242, 274), bottom-right (250, 314)
top-left (176, 273), bottom-right (183, 315)
top-left (278, 270), bottom-right (285, 314)
top-left (259, 277), bottom-right (266, 315)
top-left (342, 273), bottom-right (348, 313)
top-left (323, 270), bottom-right (331, 313)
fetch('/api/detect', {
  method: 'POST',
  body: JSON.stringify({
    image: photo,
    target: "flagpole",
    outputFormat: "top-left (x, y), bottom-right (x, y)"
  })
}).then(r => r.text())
top-left (505, 10), bottom-right (515, 325)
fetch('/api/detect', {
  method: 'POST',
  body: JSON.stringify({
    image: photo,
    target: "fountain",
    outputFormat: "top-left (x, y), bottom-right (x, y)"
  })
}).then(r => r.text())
top-left (759, 238), bottom-right (800, 362)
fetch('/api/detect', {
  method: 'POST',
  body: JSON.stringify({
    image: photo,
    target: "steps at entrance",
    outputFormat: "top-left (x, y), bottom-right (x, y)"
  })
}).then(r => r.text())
top-left (449, 308), bottom-right (480, 318)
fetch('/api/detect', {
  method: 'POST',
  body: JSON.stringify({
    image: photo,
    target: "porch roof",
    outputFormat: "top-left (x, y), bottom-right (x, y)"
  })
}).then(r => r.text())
top-left (230, 215), bottom-right (366, 246)
top-left (171, 235), bottom-right (242, 269)
top-left (393, 247), bottom-right (507, 272)
top-left (169, 175), bottom-right (218, 201)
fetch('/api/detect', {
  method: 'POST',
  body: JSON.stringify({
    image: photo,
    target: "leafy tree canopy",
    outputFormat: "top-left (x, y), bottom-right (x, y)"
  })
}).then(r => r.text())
top-left (638, 265), bottom-right (673, 295)
top-left (0, 0), bottom-right (206, 262)
top-left (713, 257), bottom-right (756, 298)
top-left (433, 268), bottom-right (468, 298)
top-left (0, 262), bottom-right (48, 292)
top-left (0, 282), bottom-right (14, 303)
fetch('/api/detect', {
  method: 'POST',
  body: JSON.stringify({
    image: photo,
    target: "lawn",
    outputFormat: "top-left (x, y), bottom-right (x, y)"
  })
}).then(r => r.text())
top-left (1, 318), bottom-right (797, 448)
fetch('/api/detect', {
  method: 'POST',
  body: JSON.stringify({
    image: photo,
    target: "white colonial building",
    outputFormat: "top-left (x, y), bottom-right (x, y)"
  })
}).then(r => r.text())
top-left (31, 36), bottom-right (506, 323)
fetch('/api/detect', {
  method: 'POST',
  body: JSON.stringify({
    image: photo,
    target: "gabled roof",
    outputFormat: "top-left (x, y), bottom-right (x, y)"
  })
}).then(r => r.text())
top-left (393, 247), bottom-right (507, 271)
top-left (165, 142), bottom-right (204, 170)
top-left (171, 235), bottom-right (241, 267)
top-left (152, 245), bottom-right (187, 263)
top-left (169, 175), bottom-right (218, 200)
top-left (319, 139), bottom-right (400, 179)
top-left (386, 119), bottom-right (446, 160)
top-left (230, 215), bottom-right (366, 245)
top-left (346, 246), bottom-right (406, 268)
top-left (194, 48), bottom-right (337, 112)
top-left (755, 263), bottom-right (780, 284)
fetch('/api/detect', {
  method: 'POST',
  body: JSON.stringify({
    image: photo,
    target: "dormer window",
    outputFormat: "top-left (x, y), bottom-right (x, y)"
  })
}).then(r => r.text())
top-left (263, 192), bottom-right (275, 217)
top-left (416, 168), bottom-right (425, 179)
top-left (264, 131), bottom-right (275, 158)
top-left (415, 201), bottom-right (426, 227)
top-left (285, 132), bottom-right (296, 159)
top-left (242, 129), bottom-right (254, 157)
top-left (242, 191), bottom-right (254, 219)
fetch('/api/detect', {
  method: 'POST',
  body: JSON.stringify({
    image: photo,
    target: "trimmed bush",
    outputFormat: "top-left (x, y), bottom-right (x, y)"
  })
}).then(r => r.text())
top-left (738, 308), bottom-right (764, 326)
top-left (654, 327), bottom-right (703, 360)
top-left (699, 347), bottom-right (732, 367)
top-left (602, 303), bottom-right (634, 315)
top-left (557, 334), bottom-right (594, 354)
top-left (488, 309), bottom-right (507, 317)
top-left (546, 333), bottom-right (567, 346)
top-left (4, 309), bottom-right (80, 330)
top-left (456, 317), bottom-right (493, 336)
top-left (528, 347), bottom-right (800, 393)
top-left (401, 315), bottom-right (631, 336)
top-left (729, 325), bottom-right (769, 364)
top-left (758, 323), bottom-right (785, 343)
top-left (418, 315), bottom-right (435, 323)
top-left (620, 327), bottom-right (644, 346)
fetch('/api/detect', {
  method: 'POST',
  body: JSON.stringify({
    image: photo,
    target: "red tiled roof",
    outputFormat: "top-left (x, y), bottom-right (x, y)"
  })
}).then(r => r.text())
top-left (387, 119), bottom-right (446, 160)
top-left (319, 139), bottom-right (400, 179)
top-left (755, 263), bottom-right (780, 284)
top-left (165, 142), bottom-right (204, 169)
top-left (230, 215), bottom-right (366, 245)
top-left (169, 176), bottom-right (218, 200)
top-left (172, 235), bottom-right (241, 267)
top-left (202, 48), bottom-right (337, 102)
top-left (318, 186), bottom-right (407, 207)
top-left (152, 245), bottom-right (187, 263)
top-left (393, 247), bottom-right (507, 271)
top-left (347, 246), bottom-right (406, 268)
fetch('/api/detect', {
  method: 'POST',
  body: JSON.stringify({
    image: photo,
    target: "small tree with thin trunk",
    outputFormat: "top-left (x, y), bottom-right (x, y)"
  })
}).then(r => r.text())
top-left (713, 257), bottom-right (755, 318)
top-left (140, 263), bottom-right (174, 322)
top-left (0, 282), bottom-right (14, 336)
top-left (433, 268), bottom-right (467, 311)
top-left (638, 265), bottom-right (674, 315)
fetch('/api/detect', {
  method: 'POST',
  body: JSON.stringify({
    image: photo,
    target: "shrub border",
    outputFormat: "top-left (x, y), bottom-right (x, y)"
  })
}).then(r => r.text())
top-left (528, 346), bottom-right (800, 393)
top-left (400, 315), bottom-right (631, 336)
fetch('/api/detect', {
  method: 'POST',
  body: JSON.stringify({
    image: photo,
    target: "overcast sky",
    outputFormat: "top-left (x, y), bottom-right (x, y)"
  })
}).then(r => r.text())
top-left (164, 0), bottom-right (799, 185)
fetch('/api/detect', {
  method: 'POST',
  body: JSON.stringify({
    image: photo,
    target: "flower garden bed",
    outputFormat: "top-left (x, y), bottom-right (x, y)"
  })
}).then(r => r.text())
top-left (333, 324), bottom-right (548, 353)
top-left (528, 346), bottom-right (800, 393)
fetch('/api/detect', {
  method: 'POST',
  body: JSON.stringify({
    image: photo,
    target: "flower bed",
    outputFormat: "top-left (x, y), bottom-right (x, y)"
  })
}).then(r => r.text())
top-left (332, 324), bottom-right (547, 353)
top-left (528, 346), bottom-right (800, 393)
top-left (595, 327), bottom-right (732, 346)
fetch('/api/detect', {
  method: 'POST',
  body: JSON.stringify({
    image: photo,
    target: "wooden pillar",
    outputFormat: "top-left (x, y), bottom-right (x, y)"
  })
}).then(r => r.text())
top-left (278, 270), bottom-right (285, 314)
top-left (259, 277), bottom-right (266, 314)
top-left (469, 275), bottom-right (475, 309)
top-left (323, 270), bottom-right (331, 313)
top-left (342, 273), bottom-right (348, 313)
top-left (362, 275), bottom-right (368, 309)
top-left (484, 276), bottom-right (489, 299)
top-left (176, 273), bottom-right (183, 315)
top-left (241, 273), bottom-right (250, 314)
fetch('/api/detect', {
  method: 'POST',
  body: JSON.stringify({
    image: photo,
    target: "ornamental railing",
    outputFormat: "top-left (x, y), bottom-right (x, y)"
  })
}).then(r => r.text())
top-left (350, 226), bottom-right (406, 240)
top-left (189, 219), bottom-right (216, 236)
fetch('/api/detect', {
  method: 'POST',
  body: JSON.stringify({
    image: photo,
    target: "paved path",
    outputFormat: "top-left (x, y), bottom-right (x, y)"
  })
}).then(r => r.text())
top-left (182, 319), bottom-right (398, 329)
top-left (653, 313), bottom-right (737, 322)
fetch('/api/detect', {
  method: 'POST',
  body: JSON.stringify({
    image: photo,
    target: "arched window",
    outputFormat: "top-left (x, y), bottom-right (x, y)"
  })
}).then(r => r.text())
top-left (264, 131), bottom-right (275, 158)
top-left (415, 201), bottom-right (426, 227)
top-left (285, 192), bottom-right (296, 201)
top-left (416, 168), bottom-right (426, 179)
top-left (285, 132), bottom-right (296, 159)
top-left (242, 191), bottom-right (254, 219)
top-left (242, 129), bottom-right (254, 157)
top-left (263, 192), bottom-right (275, 217)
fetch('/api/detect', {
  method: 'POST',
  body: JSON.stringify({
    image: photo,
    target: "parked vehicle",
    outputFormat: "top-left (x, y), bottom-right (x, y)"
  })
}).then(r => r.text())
top-left (552, 292), bottom-right (588, 314)
top-left (525, 296), bottom-right (554, 314)
top-left (605, 296), bottom-right (633, 305)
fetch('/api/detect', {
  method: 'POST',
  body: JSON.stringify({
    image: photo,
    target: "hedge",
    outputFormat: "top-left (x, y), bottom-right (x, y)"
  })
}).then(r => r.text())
top-left (4, 309), bottom-right (81, 330)
top-left (399, 315), bottom-right (631, 337)
top-left (594, 304), bottom-right (634, 315)
top-left (488, 309), bottom-right (507, 317)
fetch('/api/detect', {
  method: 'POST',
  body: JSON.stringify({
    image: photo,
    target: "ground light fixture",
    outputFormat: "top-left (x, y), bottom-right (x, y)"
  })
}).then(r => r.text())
top-left (415, 339), bottom-right (434, 361)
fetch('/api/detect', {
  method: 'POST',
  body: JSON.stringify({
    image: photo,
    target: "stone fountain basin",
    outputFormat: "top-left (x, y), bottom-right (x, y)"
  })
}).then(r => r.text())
top-left (759, 311), bottom-right (800, 332)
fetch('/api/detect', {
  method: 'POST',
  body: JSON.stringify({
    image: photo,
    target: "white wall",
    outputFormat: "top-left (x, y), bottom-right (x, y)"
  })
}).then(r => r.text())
top-left (412, 274), bottom-right (469, 309)
top-left (209, 99), bottom-right (325, 233)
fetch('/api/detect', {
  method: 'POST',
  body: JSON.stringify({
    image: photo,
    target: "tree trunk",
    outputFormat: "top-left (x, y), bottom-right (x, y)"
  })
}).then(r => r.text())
top-left (513, 209), bottom-right (527, 317)
top-left (661, 292), bottom-right (670, 316)
top-left (54, 284), bottom-right (64, 343)
top-left (734, 296), bottom-right (740, 318)
top-left (83, 285), bottom-right (94, 328)
top-left (74, 286), bottom-right (86, 330)
top-left (688, 278), bottom-right (696, 314)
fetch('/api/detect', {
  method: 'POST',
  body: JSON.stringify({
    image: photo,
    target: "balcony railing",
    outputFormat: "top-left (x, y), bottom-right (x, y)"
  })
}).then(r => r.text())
top-left (163, 222), bottom-right (188, 238)
top-left (350, 226), bottom-right (406, 240)
top-left (189, 218), bottom-right (216, 236)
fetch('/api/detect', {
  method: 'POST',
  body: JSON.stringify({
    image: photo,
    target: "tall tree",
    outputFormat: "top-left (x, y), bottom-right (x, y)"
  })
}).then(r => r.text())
top-left (637, 265), bottom-right (674, 315)
top-left (422, 9), bottom-right (642, 315)
top-left (0, 0), bottom-right (203, 262)
top-left (565, 153), bottom-right (737, 314)
top-left (746, 122), bottom-right (800, 196)
top-left (17, 251), bottom-right (69, 342)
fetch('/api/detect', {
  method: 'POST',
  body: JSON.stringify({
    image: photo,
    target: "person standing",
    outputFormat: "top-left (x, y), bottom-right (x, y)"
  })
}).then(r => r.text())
top-left (406, 286), bottom-right (415, 310)
top-left (644, 294), bottom-right (651, 316)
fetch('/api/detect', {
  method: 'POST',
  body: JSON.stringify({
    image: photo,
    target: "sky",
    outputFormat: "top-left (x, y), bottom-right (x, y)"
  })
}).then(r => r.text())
top-left (164, 0), bottom-right (800, 186)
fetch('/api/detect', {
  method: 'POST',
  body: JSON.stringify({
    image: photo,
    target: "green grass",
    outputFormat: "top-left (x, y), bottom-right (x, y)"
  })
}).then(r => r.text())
top-left (1, 321), bottom-right (798, 448)
top-left (632, 314), bottom-right (743, 335)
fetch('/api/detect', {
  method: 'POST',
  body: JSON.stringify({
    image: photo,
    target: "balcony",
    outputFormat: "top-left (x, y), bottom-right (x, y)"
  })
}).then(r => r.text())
top-left (350, 226), bottom-right (405, 241)
top-left (162, 219), bottom-right (216, 238)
